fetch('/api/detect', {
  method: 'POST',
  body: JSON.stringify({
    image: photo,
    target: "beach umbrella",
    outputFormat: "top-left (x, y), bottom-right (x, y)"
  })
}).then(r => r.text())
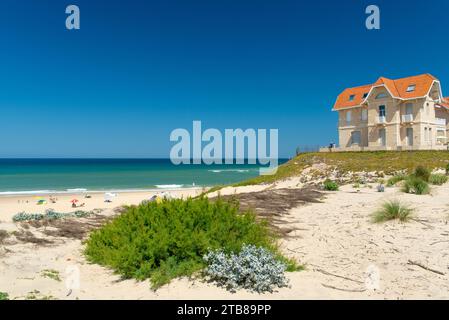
top-left (104, 192), bottom-right (117, 202)
top-left (70, 199), bottom-right (79, 203)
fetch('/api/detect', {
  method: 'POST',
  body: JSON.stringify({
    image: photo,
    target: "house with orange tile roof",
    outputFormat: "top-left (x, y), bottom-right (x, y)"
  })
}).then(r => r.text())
top-left (327, 74), bottom-right (449, 151)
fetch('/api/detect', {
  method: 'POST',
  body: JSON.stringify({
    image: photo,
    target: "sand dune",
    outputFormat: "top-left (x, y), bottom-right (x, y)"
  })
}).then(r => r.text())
top-left (1, 183), bottom-right (448, 299)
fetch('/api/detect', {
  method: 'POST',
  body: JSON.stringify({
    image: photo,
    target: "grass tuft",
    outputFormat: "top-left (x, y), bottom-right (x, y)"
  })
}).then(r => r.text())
top-left (401, 176), bottom-right (430, 195)
top-left (372, 200), bottom-right (414, 223)
top-left (387, 174), bottom-right (406, 186)
top-left (413, 165), bottom-right (430, 182)
top-left (40, 269), bottom-right (61, 282)
top-left (429, 173), bottom-right (448, 185)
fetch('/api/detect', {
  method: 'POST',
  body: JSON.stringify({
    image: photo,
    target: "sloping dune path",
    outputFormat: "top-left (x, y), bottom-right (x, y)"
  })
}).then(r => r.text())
top-left (1, 184), bottom-right (448, 299)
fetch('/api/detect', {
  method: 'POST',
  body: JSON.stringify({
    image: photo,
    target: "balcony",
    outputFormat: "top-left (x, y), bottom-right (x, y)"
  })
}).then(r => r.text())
top-left (376, 116), bottom-right (386, 125)
top-left (435, 118), bottom-right (446, 126)
top-left (401, 114), bottom-right (414, 123)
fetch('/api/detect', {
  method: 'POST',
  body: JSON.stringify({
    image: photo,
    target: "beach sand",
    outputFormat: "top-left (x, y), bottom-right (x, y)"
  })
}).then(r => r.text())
top-left (1, 183), bottom-right (449, 299)
top-left (0, 188), bottom-right (202, 222)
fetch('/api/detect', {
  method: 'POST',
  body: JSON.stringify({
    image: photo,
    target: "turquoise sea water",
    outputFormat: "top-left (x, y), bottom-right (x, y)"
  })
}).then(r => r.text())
top-left (0, 159), bottom-right (287, 194)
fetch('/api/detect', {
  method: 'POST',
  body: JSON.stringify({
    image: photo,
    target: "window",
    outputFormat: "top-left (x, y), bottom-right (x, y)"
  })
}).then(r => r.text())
top-left (351, 131), bottom-right (361, 145)
top-left (349, 94), bottom-right (355, 101)
top-left (363, 92), bottom-right (368, 99)
top-left (346, 110), bottom-right (352, 124)
top-left (437, 130), bottom-right (445, 145)
top-left (405, 103), bottom-right (413, 115)
top-left (406, 128), bottom-right (413, 146)
top-left (379, 129), bottom-right (386, 146)
top-left (376, 92), bottom-right (388, 99)
top-left (361, 109), bottom-right (368, 121)
top-left (424, 127), bottom-right (428, 142)
top-left (379, 105), bottom-right (386, 117)
top-left (406, 84), bottom-right (416, 92)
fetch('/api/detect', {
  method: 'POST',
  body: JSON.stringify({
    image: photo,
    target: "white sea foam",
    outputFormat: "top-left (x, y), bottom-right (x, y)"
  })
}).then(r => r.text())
top-left (66, 188), bottom-right (88, 193)
top-left (208, 169), bottom-right (251, 173)
top-left (155, 184), bottom-right (184, 189)
top-left (0, 185), bottom-right (202, 196)
top-left (0, 190), bottom-right (57, 195)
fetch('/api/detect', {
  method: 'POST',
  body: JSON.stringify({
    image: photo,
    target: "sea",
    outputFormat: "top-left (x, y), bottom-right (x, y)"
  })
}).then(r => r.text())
top-left (0, 159), bottom-right (288, 195)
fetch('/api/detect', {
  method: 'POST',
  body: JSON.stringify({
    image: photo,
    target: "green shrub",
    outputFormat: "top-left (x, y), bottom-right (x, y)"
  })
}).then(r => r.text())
top-left (401, 176), bottom-right (430, 195)
top-left (387, 174), bottom-right (406, 186)
top-left (0, 292), bottom-right (8, 300)
top-left (323, 179), bottom-right (339, 191)
top-left (372, 200), bottom-right (414, 223)
top-left (446, 163), bottom-right (449, 175)
top-left (429, 173), bottom-right (448, 185)
top-left (84, 197), bottom-right (296, 289)
top-left (413, 165), bottom-right (430, 182)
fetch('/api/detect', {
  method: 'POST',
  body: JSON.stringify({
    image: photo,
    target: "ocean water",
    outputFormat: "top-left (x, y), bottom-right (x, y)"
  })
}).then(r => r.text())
top-left (0, 159), bottom-right (287, 195)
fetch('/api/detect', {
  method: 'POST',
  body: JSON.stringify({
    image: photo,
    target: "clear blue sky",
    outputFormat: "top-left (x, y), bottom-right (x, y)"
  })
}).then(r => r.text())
top-left (0, 0), bottom-right (448, 158)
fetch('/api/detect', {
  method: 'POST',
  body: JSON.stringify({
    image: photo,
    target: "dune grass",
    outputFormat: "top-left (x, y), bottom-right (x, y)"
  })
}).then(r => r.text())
top-left (232, 151), bottom-right (449, 187)
top-left (413, 165), bottom-right (431, 182)
top-left (387, 174), bottom-right (407, 186)
top-left (401, 176), bottom-right (430, 195)
top-left (40, 269), bottom-right (61, 282)
top-left (429, 173), bottom-right (448, 185)
top-left (84, 197), bottom-right (299, 289)
top-left (372, 200), bottom-right (414, 223)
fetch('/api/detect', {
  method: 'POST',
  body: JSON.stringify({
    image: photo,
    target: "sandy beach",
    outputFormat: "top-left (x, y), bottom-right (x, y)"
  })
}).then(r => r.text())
top-left (1, 180), bottom-right (448, 300)
top-left (0, 188), bottom-right (202, 222)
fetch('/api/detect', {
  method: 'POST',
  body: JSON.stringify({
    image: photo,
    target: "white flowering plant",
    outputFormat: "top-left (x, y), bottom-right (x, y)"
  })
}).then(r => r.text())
top-left (203, 244), bottom-right (290, 293)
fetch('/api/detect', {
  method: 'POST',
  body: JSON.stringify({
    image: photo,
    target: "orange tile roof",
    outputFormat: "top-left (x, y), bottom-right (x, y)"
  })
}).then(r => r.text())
top-left (438, 97), bottom-right (449, 109)
top-left (333, 74), bottom-right (439, 110)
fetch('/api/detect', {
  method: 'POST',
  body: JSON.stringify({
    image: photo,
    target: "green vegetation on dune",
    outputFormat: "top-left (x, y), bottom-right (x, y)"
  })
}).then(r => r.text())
top-left (429, 173), bottom-right (448, 185)
top-left (401, 176), bottom-right (430, 195)
top-left (84, 197), bottom-right (298, 289)
top-left (234, 151), bottom-right (449, 187)
top-left (372, 200), bottom-right (414, 223)
top-left (323, 179), bottom-right (339, 191)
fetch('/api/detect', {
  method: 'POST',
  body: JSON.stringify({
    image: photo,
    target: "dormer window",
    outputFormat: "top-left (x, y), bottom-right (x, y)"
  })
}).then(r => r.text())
top-left (349, 94), bottom-right (355, 101)
top-left (406, 84), bottom-right (416, 92)
top-left (376, 93), bottom-right (388, 99)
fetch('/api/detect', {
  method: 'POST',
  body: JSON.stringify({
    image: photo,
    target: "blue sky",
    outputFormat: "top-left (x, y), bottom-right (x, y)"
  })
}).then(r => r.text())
top-left (0, 0), bottom-right (448, 158)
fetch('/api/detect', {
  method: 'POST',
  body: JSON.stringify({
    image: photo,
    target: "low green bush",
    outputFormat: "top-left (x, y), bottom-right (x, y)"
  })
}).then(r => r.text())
top-left (372, 200), bottom-right (414, 223)
top-left (429, 173), bottom-right (448, 185)
top-left (84, 197), bottom-right (297, 289)
top-left (323, 179), bottom-right (339, 191)
top-left (387, 174), bottom-right (406, 186)
top-left (0, 292), bottom-right (8, 300)
top-left (446, 163), bottom-right (449, 175)
top-left (401, 176), bottom-right (430, 195)
top-left (413, 165), bottom-right (430, 182)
